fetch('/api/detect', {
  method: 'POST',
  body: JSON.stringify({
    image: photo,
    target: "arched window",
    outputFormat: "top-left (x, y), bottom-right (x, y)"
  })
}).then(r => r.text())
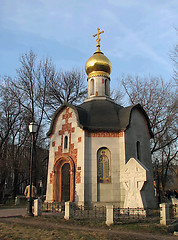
top-left (90, 79), bottom-right (94, 96)
top-left (97, 147), bottom-right (111, 183)
top-left (105, 79), bottom-right (109, 96)
top-left (64, 136), bottom-right (68, 149)
top-left (105, 79), bottom-right (107, 95)
top-left (136, 141), bottom-right (141, 161)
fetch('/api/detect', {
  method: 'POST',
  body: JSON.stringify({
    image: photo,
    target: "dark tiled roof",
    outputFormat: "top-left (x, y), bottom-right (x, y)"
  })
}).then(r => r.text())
top-left (78, 100), bottom-right (123, 131)
top-left (47, 99), bottom-right (153, 138)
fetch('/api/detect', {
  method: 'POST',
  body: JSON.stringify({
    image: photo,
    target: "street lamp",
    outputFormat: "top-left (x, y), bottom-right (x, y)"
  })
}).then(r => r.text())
top-left (155, 158), bottom-right (161, 206)
top-left (27, 121), bottom-right (38, 216)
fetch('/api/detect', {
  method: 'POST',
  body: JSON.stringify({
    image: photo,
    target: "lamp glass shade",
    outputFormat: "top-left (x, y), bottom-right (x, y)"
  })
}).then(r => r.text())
top-left (29, 122), bottom-right (38, 133)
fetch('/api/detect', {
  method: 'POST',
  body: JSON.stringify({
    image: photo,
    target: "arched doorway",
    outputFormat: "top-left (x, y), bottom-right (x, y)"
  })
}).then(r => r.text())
top-left (61, 163), bottom-right (70, 202)
top-left (53, 156), bottom-right (75, 202)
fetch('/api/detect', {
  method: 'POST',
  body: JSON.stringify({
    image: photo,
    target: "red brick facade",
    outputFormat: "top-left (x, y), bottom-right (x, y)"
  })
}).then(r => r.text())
top-left (50, 107), bottom-right (81, 202)
top-left (50, 173), bottom-right (53, 184)
top-left (76, 171), bottom-right (81, 184)
top-left (85, 131), bottom-right (124, 137)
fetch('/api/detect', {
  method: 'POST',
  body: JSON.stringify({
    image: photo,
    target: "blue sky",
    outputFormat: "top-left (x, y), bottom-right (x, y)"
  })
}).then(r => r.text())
top-left (0, 0), bottom-right (177, 89)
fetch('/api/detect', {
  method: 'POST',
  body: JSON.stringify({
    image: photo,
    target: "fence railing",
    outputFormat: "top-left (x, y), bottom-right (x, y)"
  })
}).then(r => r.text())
top-left (113, 207), bottom-right (159, 224)
top-left (42, 201), bottom-right (65, 213)
top-left (73, 205), bottom-right (106, 220)
top-left (41, 202), bottom-right (177, 226)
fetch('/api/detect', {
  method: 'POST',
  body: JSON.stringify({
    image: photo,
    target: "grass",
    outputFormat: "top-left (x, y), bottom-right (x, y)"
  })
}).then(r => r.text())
top-left (0, 221), bottom-right (115, 240)
top-left (44, 216), bottom-right (169, 234)
top-left (0, 216), bottom-right (173, 240)
top-left (112, 222), bottom-right (168, 235)
top-left (0, 209), bottom-right (173, 240)
top-left (0, 218), bottom-right (172, 240)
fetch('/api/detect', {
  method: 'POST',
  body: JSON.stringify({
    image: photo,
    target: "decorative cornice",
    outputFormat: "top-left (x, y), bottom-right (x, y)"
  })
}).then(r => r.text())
top-left (87, 71), bottom-right (110, 79)
top-left (85, 131), bottom-right (124, 137)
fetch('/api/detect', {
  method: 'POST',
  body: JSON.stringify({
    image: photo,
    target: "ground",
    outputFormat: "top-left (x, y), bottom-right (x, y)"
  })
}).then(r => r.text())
top-left (0, 216), bottom-right (177, 240)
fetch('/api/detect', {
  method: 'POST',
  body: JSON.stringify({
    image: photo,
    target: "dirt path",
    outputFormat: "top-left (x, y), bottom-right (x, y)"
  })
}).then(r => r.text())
top-left (0, 217), bottom-right (177, 240)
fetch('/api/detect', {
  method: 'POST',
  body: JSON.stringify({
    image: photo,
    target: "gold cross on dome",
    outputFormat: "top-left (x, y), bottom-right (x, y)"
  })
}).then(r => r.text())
top-left (93, 28), bottom-right (104, 47)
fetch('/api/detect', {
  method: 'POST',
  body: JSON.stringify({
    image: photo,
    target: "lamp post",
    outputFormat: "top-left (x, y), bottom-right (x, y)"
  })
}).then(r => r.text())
top-left (155, 158), bottom-right (161, 206)
top-left (28, 121), bottom-right (38, 216)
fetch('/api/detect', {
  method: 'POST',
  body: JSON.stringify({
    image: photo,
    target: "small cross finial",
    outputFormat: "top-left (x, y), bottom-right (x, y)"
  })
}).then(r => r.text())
top-left (93, 28), bottom-right (104, 51)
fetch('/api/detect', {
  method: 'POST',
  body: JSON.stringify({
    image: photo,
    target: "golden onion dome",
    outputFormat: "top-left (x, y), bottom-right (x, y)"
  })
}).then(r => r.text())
top-left (85, 51), bottom-right (112, 77)
top-left (85, 28), bottom-right (112, 78)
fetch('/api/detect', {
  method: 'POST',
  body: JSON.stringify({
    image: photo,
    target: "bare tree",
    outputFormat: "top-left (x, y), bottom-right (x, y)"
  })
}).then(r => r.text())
top-left (11, 51), bottom-right (52, 137)
top-left (0, 51), bottom-right (87, 198)
top-left (46, 69), bottom-right (87, 112)
top-left (170, 29), bottom-right (178, 83)
top-left (110, 85), bottom-right (124, 105)
top-left (0, 78), bottom-right (24, 201)
top-left (122, 75), bottom-right (178, 190)
top-left (8, 50), bottom-right (53, 188)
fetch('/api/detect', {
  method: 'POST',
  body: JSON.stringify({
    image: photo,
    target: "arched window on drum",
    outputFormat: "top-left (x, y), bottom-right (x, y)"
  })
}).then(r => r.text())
top-left (97, 147), bottom-right (111, 183)
top-left (105, 79), bottom-right (109, 96)
top-left (90, 79), bottom-right (94, 96)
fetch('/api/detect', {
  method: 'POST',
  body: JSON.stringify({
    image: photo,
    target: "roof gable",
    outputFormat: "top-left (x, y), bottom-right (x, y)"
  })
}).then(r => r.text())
top-left (47, 103), bottom-right (83, 137)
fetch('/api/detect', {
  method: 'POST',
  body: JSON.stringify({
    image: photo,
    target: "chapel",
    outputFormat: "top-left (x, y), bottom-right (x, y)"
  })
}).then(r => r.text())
top-left (46, 28), bottom-right (156, 209)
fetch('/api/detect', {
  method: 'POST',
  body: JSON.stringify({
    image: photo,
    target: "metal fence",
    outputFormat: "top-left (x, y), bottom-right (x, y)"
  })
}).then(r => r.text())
top-left (42, 202), bottom-right (178, 225)
top-left (114, 207), bottom-right (160, 224)
top-left (73, 205), bottom-right (106, 220)
top-left (42, 202), bottom-right (65, 213)
top-left (42, 202), bottom-right (106, 221)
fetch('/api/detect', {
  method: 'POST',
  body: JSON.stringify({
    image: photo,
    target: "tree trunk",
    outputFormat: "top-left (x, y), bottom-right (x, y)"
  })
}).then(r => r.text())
top-left (0, 178), bottom-right (6, 203)
top-left (12, 169), bottom-right (19, 198)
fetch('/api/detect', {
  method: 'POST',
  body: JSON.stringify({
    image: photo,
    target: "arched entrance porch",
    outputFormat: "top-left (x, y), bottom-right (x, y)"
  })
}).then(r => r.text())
top-left (53, 156), bottom-right (75, 202)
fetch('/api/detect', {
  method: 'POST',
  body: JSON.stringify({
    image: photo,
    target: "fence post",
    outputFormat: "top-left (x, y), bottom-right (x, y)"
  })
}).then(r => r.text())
top-left (160, 203), bottom-right (170, 225)
top-left (171, 198), bottom-right (178, 217)
top-left (15, 196), bottom-right (20, 206)
top-left (106, 205), bottom-right (114, 226)
top-left (34, 198), bottom-right (42, 216)
top-left (64, 202), bottom-right (74, 220)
